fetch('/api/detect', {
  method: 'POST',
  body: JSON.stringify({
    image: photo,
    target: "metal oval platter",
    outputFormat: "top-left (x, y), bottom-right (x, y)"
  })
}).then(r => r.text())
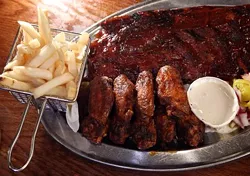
top-left (41, 0), bottom-right (250, 171)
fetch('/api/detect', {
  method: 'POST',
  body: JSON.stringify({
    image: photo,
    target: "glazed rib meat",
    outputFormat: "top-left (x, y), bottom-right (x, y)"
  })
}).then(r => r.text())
top-left (132, 71), bottom-right (157, 150)
top-left (156, 66), bottom-right (204, 147)
top-left (109, 74), bottom-right (135, 144)
top-left (156, 65), bottom-right (190, 117)
top-left (82, 76), bottom-right (114, 144)
top-left (88, 5), bottom-right (250, 83)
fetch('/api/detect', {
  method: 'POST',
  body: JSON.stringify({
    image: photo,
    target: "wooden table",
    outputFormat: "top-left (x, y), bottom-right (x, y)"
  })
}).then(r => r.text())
top-left (0, 0), bottom-right (250, 175)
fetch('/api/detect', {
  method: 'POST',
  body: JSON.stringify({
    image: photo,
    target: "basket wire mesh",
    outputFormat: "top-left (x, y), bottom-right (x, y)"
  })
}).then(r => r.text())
top-left (0, 25), bottom-right (90, 171)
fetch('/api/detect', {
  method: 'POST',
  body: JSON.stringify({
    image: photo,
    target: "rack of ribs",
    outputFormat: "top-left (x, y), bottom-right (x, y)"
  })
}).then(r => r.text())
top-left (132, 71), bottom-right (157, 150)
top-left (88, 5), bottom-right (250, 83)
top-left (109, 74), bottom-right (135, 144)
top-left (156, 66), bottom-right (204, 147)
top-left (82, 76), bottom-right (114, 144)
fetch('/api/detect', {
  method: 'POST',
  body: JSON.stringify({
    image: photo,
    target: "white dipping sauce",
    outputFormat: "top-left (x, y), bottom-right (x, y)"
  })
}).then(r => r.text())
top-left (187, 77), bottom-right (239, 128)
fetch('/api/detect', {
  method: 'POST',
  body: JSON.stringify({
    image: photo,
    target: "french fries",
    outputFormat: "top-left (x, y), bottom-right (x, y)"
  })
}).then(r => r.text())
top-left (54, 60), bottom-right (66, 77)
top-left (23, 30), bottom-right (32, 45)
top-left (77, 32), bottom-right (89, 51)
top-left (2, 71), bottom-right (31, 82)
top-left (13, 66), bottom-right (52, 80)
top-left (29, 38), bottom-right (40, 49)
top-left (68, 42), bottom-right (78, 52)
top-left (4, 56), bottom-right (25, 70)
top-left (46, 86), bottom-right (66, 98)
top-left (66, 51), bottom-right (77, 77)
top-left (0, 76), bottom-right (33, 91)
top-left (48, 64), bottom-right (55, 73)
top-left (17, 44), bottom-right (33, 54)
top-left (54, 32), bottom-right (65, 43)
top-left (18, 21), bottom-right (42, 44)
top-left (33, 72), bottom-right (74, 99)
top-left (38, 7), bottom-right (52, 45)
top-left (28, 43), bottom-right (56, 67)
top-left (0, 7), bottom-right (90, 100)
top-left (39, 51), bottom-right (59, 69)
top-left (30, 78), bottom-right (46, 87)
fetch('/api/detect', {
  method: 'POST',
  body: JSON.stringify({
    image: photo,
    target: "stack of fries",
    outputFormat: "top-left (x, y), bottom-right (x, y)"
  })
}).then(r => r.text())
top-left (0, 7), bottom-right (89, 100)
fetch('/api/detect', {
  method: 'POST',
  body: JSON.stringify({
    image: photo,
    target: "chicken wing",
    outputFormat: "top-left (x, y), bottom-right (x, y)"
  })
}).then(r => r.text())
top-left (82, 76), bottom-right (114, 144)
top-left (132, 71), bottom-right (157, 150)
top-left (109, 74), bottom-right (135, 144)
top-left (177, 114), bottom-right (205, 147)
top-left (156, 65), bottom-right (204, 147)
top-left (154, 106), bottom-right (176, 145)
top-left (156, 65), bottom-right (190, 117)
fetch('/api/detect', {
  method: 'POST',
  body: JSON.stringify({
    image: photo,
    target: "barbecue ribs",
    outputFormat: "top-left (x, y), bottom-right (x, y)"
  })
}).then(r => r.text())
top-left (88, 5), bottom-right (250, 83)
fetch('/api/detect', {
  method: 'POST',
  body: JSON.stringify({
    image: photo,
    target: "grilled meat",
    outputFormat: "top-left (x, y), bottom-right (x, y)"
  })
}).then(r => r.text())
top-left (109, 74), bottom-right (135, 144)
top-left (135, 71), bottom-right (155, 117)
top-left (177, 114), bottom-right (205, 147)
top-left (132, 117), bottom-right (157, 150)
top-left (133, 71), bottom-right (157, 149)
top-left (154, 106), bottom-right (176, 145)
top-left (82, 76), bottom-right (114, 144)
top-left (88, 5), bottom-right (250, 83)
top-left (156, 65), bottom-right (204, 147)
top-left (156, 65), bottom-right (190, 117)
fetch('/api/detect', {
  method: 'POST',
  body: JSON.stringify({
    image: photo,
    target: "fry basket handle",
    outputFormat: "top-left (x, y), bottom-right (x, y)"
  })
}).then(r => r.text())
top-left (7, 96), bottom-right (47, 172)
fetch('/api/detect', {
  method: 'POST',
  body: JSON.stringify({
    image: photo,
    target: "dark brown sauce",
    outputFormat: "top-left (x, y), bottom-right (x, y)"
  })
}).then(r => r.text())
top-left (78, 5), bottom-right (250, 151)
top-left (88, 5), bottom-right (250, 83)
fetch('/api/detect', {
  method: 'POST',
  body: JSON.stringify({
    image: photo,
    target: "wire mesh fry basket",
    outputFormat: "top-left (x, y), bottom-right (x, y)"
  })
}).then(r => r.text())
top-left (0, 25), bottom-right (90, 172)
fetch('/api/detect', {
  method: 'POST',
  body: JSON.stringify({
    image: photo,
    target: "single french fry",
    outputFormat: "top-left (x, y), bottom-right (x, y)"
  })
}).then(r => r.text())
top-left (4, 55), bottom-right (25, 70)
top-left (18, 21), bottom-right (42, 44)
top-left (2, 71), bottom-right (31, 82)
top-left (66, 51), bottom-right (77, 77)
top-left (28, 43), bottom-right (56, 67)
top-left (0, 75), bottom-right (33, 91)
top-left (77, 32), bottom-right (89, 51)
top-left (54, 32), bottom-right (65, 43)
top-left (37, 7), bottom-right (52, 44)
top-left (30, 78), bottom-right (46, 87)
top-left (13, 66), bottom-right (52, 80)
top-left (76, 45), bottom-right (87, 61)
top-left (45, 85), bottom-right (66, 98)
top-left (66, 80), bottom-right (77, 100)
top-left (33, 72), bottom-right (74, 98)
top-left (39, 51), bottom-right (59, 69)
top-left (29, 38), bottom-right (40, 49)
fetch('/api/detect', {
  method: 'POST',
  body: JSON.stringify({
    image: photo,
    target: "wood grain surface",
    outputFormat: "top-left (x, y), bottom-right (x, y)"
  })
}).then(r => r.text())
top-left (1, 0), bottom-right (250, 175)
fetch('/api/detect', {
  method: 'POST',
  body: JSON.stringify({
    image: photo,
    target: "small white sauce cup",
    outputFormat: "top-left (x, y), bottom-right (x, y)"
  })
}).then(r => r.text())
top-left (187, 77), bottom-right (239, 128)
